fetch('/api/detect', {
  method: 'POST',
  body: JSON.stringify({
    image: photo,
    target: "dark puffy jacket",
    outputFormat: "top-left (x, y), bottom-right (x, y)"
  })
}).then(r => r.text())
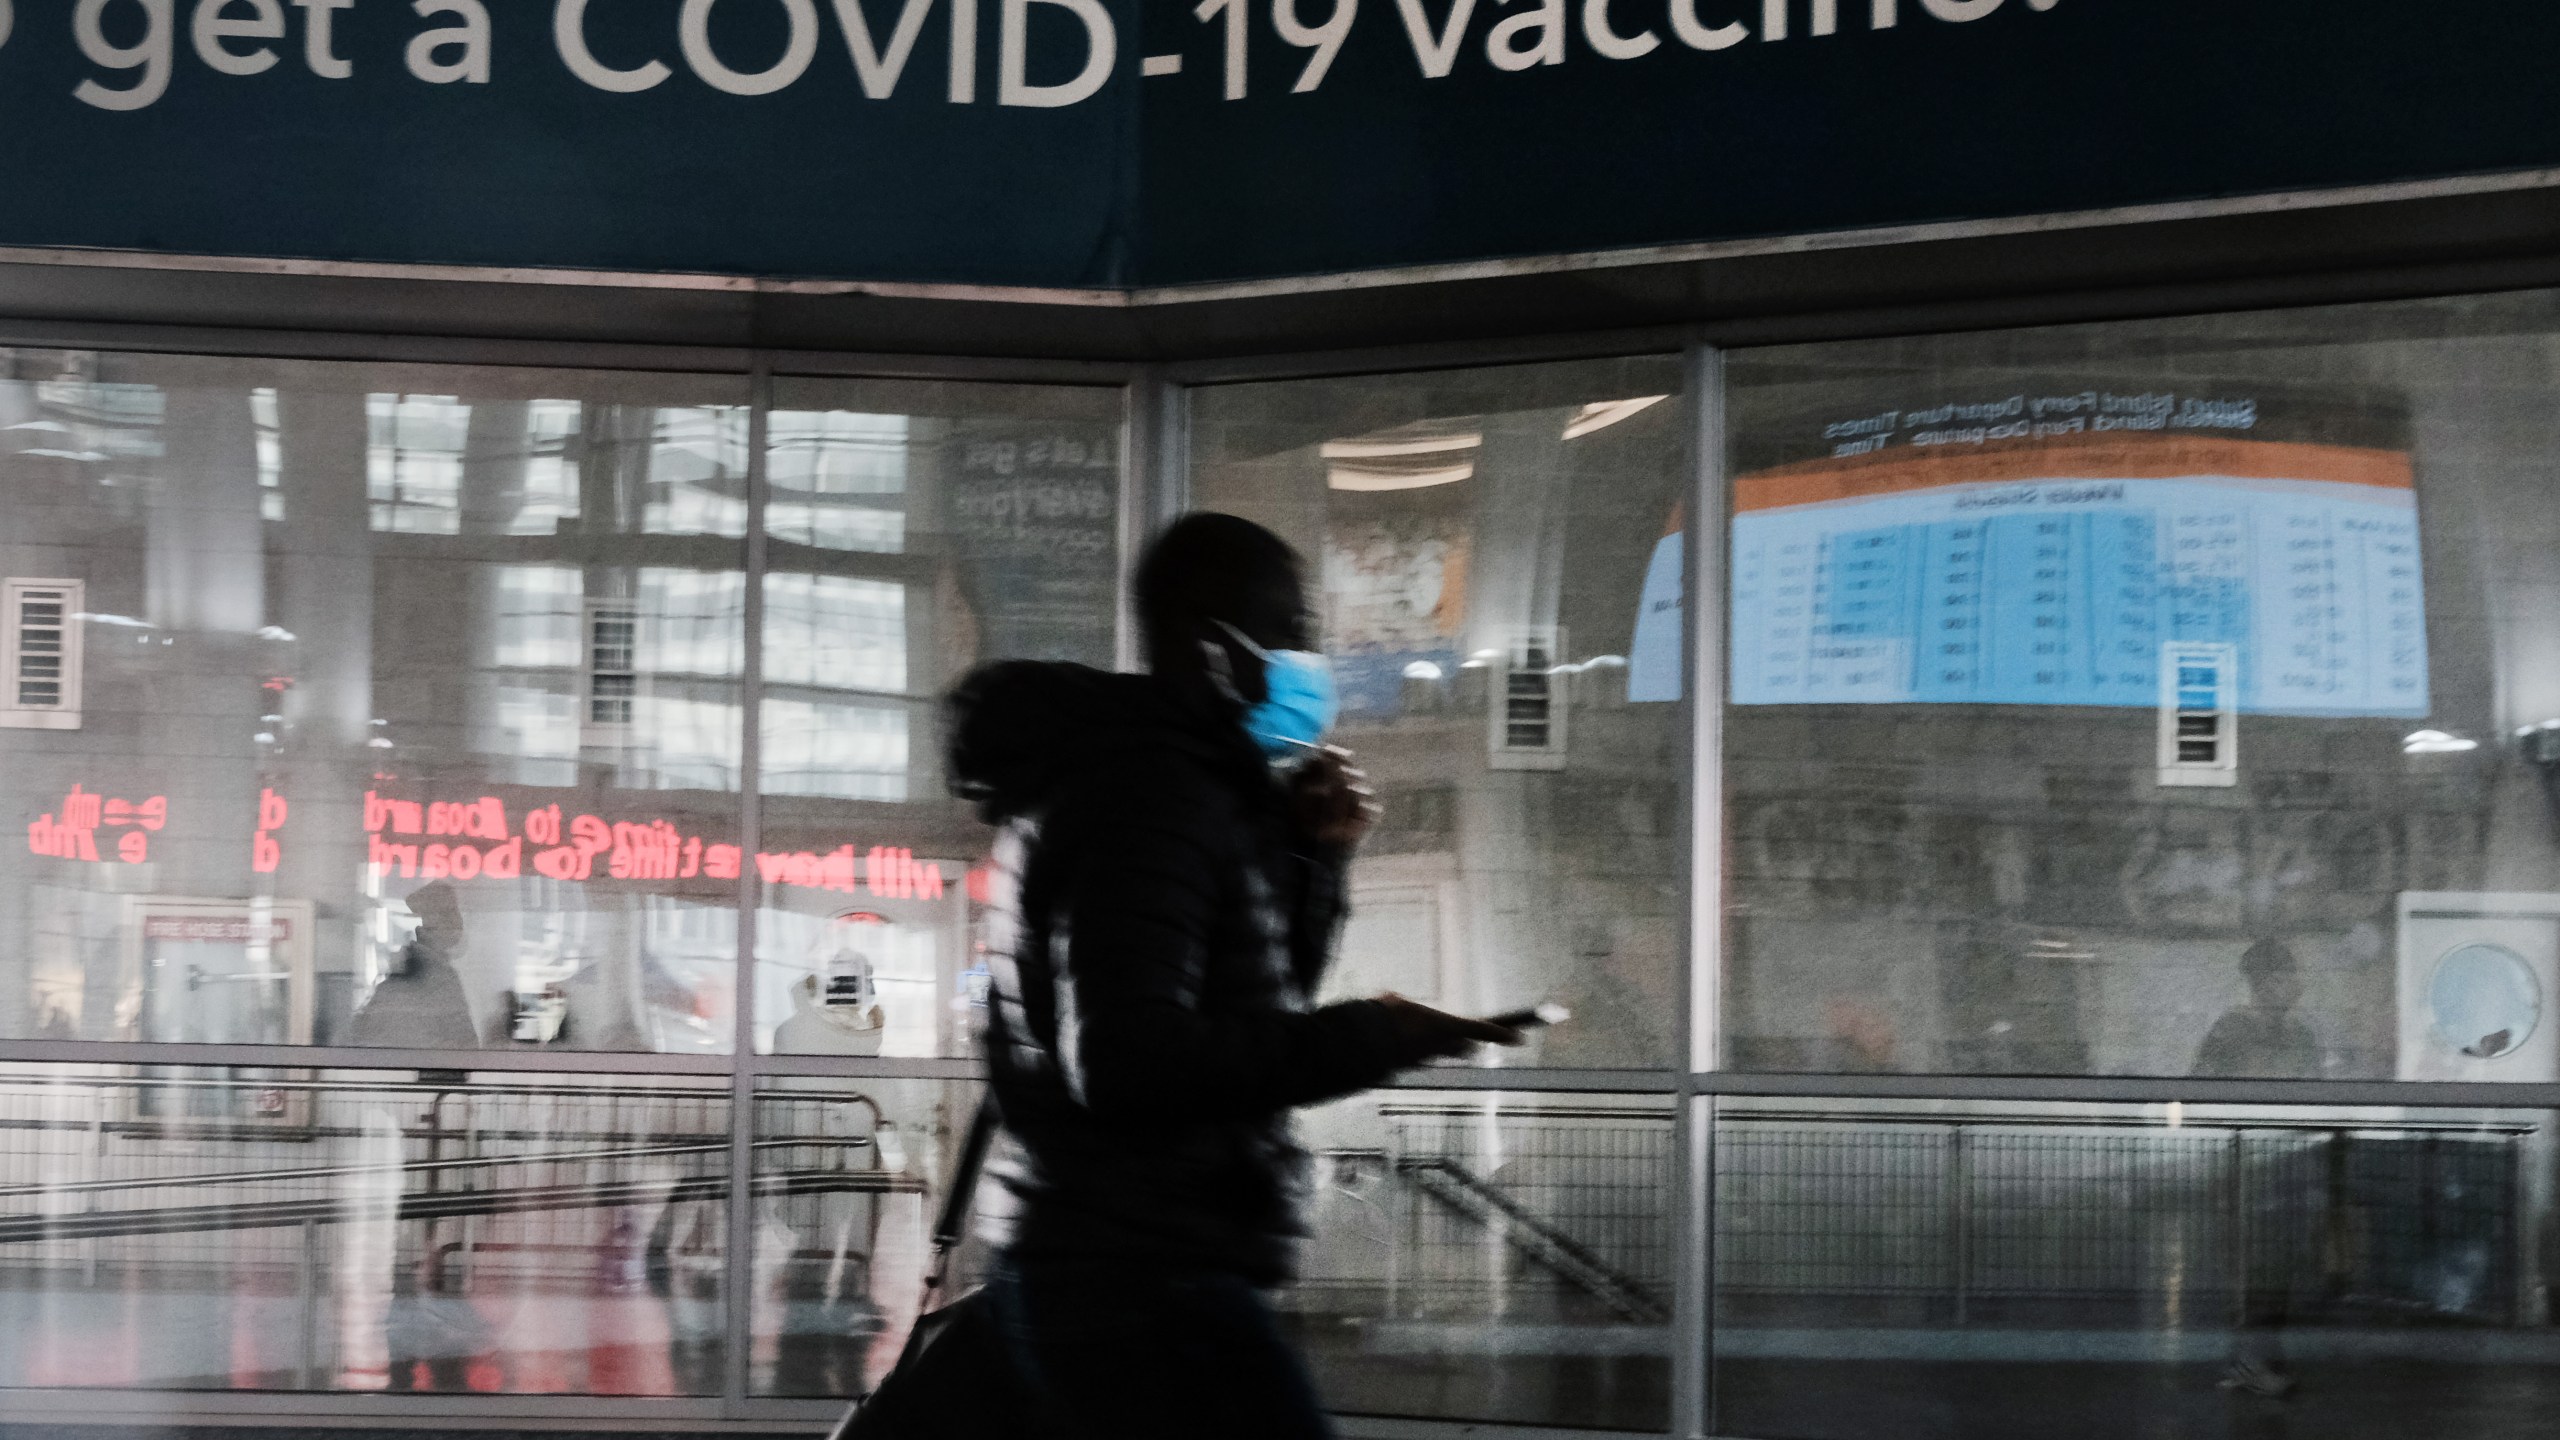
top-left (946, 661), bottom-right (1411, 1285)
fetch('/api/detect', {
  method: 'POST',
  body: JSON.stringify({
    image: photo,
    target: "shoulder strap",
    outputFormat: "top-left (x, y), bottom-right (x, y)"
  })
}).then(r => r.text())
top-left (925, 1094), bottom-right (999, 1292)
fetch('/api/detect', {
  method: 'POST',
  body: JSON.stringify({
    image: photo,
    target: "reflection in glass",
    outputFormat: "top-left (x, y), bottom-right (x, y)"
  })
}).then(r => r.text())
top-left (748, 1079), bottom-right (980, 1398)
top-left (1188, 358), bottom-right (1690, 1069)
top-left (0, 351), bottom-right (749, 1052)
top-left (1713, 1097), bottom-right (2560, 1440)
top-left (754, 379), bottom-right (1123, 1056)
top-left (1726, 294), bottom-right (2560, 1080)
top-left (1280, 1090), bottom-right (1673, 1431)
top-left (0, 1065), bottom-right (731, 1394)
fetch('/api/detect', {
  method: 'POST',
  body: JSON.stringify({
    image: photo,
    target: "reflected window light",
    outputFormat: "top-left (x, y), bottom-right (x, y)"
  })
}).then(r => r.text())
top-left (1403, 660), bottom-right (1446, 681)
top-left (638, 695), bottom-right (745, 791)
top-left (764, 574), bottom-right (906, 692)
top-left (761, 698), bottom-right (909, 801)
top-left (487, 685), bottom-right (579, 781)
top-left (1548, 654), bottom-right (1628, 676)
top-left (640, 569), bottom-right (745, 679)
top-left (646, 407), bottom-right (750, 537)
top-left (1561, 394), bottom-right (1671, 439)
top-left (768, 410), bottom-right (910, 553)
top-left (251, 386), bottom-right (284, 521)
top-left (2403, 729), bottom-right (2480, 754)
top-left (366, 393), bottom-right (470, 534)
top-left (490, 565), bottom-right (582, 670)
top-left (513, 398), bottom-right (585, 535)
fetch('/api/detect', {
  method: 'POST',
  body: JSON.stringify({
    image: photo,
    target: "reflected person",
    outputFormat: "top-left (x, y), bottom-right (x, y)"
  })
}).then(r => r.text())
top-left (349, 882), bottom-right (480, 1049)
top-left (2195, 938), bottom-right (2314, 1400)
top-left (2192, 938), bottom-right (2321, 1079)
top-left (947, 513), bottom-right (1520, 1440)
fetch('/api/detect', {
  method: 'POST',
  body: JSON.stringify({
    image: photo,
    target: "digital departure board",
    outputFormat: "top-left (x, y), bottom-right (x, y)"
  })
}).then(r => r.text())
top-left (1729, 391), bottom-right (2426, 716)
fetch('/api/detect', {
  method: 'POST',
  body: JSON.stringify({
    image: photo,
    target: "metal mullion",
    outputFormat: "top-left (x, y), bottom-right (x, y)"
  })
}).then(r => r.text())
top-left (1375, 1066), bottom-right (1680, 1095)
top-left (729, 1395), bottom-right (859, 1424)
top-left (0, 1038), bottom-right (733, 1075)
top-left (1676, 338), bottom-right (1728, 1440)
top-left (1686, 1071), bottom-right (2560, 1110)
top-left (765, 351), bottom-right (1140, 386)
top-left (1153, 371), bottom-right (1190, 527)
top-left (0, 1390), bottom-right (734, 1422)
top-left (1161, 332), bottom-right (1693, 389)
top-left (745, 1054), bottom-right (980, 1082)
top-left (1120, 366), bottom-right (1164, 672)
top-left (0, 317), bottom-right (755, 375)
top-left (1335, 1415), bottom-right (1680, 1440)
top-left (719, 361), bottom-right (774, 1417)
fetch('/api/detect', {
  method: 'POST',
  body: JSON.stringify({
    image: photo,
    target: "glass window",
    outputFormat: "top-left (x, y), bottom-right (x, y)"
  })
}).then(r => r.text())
top-left (1188, 358), bottom-right (1690, 1069)
top-left (1283, 1088), bottom-right (1675, 1431)
top-left (0, 351), bottom-right (750, 1052)
top-left (748, 1078), bottom-right (983, 1398)
top-left (755, 379), bottom-right (1124, 1056)
top-left (0, 1064), bottom-right (730, 1394)
top-left (1713, 1095), bottom-right (2560, 1440)
top-left (1726, 293), bottom-right (2560, 1080)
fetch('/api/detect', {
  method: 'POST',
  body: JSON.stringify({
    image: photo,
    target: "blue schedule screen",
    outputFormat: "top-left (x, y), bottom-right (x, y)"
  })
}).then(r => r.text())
top-left (1729, 424), bottom-right (2427, 716)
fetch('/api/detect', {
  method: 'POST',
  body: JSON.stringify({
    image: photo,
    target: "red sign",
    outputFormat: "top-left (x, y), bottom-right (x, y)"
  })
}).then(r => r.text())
top-left (26, 785), bottom-right (163, 865)
top-left (361, 788), bottom-right (948, 899)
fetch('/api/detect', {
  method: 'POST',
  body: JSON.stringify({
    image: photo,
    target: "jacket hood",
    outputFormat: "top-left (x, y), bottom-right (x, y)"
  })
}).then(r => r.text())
top-left (945, 662), bottom-right (1187, 823)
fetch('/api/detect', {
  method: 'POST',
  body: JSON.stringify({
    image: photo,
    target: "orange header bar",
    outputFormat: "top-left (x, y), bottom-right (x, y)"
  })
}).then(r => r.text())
top-left (1735, 433), bottom-right (2413, 514)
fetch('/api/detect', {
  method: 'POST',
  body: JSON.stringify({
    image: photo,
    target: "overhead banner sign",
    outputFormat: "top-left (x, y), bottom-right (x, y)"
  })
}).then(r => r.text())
top-left (0, 0), bottom-right (2554, 287)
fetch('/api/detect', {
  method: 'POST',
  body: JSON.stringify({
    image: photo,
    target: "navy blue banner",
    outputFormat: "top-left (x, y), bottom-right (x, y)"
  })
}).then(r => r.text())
top-left (0, 0), bottom-right (2554, 288)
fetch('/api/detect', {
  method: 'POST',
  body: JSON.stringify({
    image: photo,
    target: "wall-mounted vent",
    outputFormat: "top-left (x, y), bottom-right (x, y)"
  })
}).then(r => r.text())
top-left (2, 579), bottom-right (83, 731)
top-left (1489, 625), bottom-right (1568, 771)
top-left (2157, 640), bottom-right (2237, 787)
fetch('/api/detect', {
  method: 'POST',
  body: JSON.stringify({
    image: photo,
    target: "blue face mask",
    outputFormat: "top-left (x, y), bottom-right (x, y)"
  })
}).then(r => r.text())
top-left (1218, 622), bottom-right (1338, 761)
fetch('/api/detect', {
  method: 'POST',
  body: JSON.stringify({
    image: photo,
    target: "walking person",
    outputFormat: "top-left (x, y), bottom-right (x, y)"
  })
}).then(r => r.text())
top-left (944, 512), bottom-right (1519, 1439)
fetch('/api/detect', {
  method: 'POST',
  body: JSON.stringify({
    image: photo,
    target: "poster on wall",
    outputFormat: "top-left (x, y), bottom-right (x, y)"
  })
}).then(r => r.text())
top-left (1728, 386), bottom-right (2426, 716)
top-left (1324, 509), bottom-right (1471, 717)
top-left (944, 419), bottom-right (1121, 669)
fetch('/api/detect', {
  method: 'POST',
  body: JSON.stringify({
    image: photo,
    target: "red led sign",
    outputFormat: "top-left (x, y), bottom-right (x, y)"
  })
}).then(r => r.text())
top-left (362, 790), bottom-right (946, 899)
top-left (26, 785), bottom-right (163, 865)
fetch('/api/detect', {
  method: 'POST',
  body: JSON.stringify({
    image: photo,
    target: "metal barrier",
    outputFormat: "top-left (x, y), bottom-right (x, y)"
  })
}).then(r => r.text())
top-left (1717, 1113), bottom-right (2531, 1326)
top-left (1293, 1106), bottom-right (2536, 1333)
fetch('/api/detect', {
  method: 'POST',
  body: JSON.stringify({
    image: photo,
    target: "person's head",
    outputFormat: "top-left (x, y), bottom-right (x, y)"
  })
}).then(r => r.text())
top-left (2239, 937), bottom-right (2302, 1010)
top-left (1135, 513), bottom-right (1311, 705)
top-left (406, 882), bottom-right (465, 957)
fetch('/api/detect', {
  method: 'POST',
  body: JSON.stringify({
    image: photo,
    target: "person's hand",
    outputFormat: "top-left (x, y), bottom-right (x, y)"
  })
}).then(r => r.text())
top-left (1375, 993), bottom-right (1524, 1064)
top-left (1289, 745), bottom-right (1381, 849)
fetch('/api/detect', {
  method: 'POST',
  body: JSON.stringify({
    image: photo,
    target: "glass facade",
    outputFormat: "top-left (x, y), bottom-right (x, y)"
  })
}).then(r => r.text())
top-left (0, 1064), bottom-right (734, 1394)
top-left (753, 379), bottom-right (1123, 1060)
top-left (1189, 359), bottom-right (1692, 1071)
top-left (3, 289), bottom-right (2560, 1437)
top-left (1723, 296), bottom-right (2560, 1084)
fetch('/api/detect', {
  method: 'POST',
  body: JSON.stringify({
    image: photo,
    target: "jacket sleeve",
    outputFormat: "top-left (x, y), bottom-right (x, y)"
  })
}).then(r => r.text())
top-left (1047, 803), bottom-right (1410, 1124)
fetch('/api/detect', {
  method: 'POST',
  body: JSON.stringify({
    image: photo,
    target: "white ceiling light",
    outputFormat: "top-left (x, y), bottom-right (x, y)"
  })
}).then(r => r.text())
top-left (1321, 434), bottom-right (1479, 460)
top-left (1322, 421), bottom-right (1481, 491)
top-left (1562, 395), bottom-right (1671, 440)
top-left (2403, 729), bottom-right (2479, 754)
